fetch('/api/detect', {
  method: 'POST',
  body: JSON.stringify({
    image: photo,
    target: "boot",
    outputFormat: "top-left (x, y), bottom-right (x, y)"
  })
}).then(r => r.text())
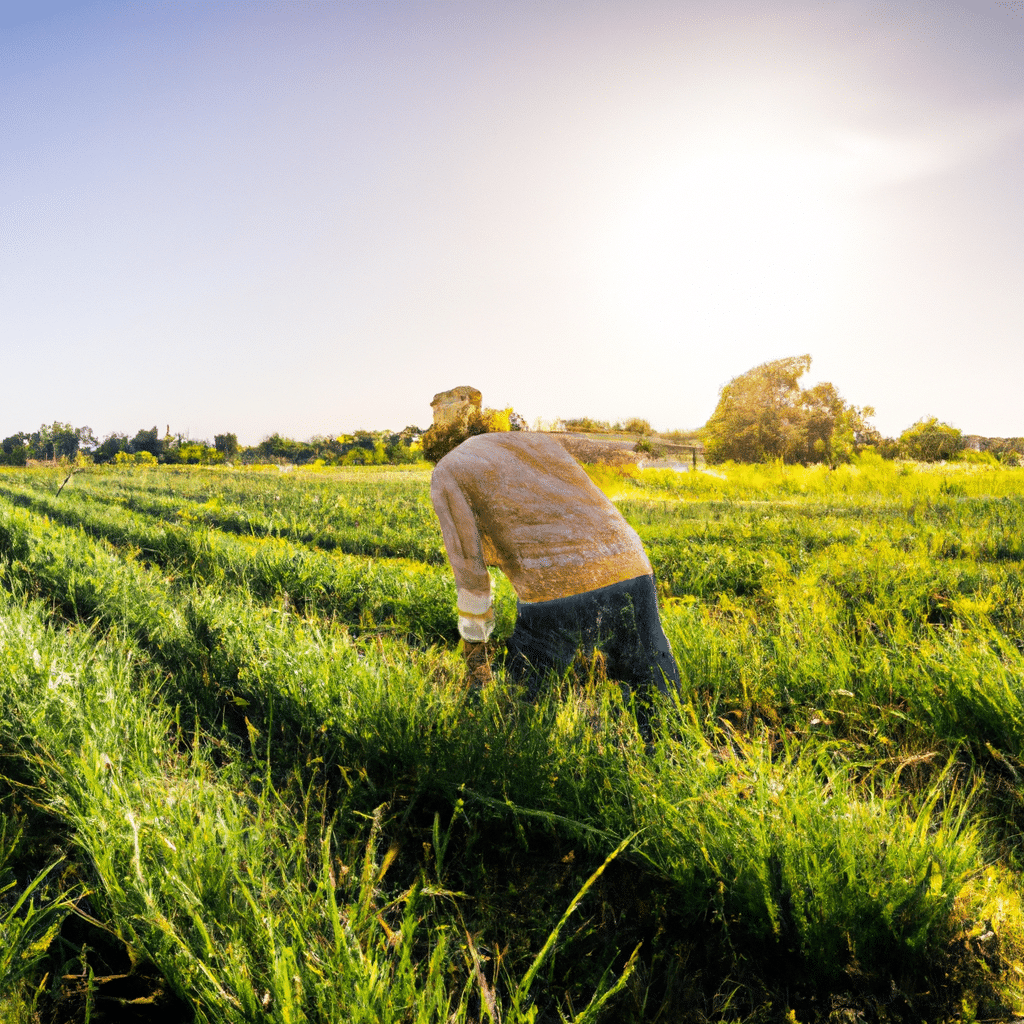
top-left (463, 640), bottom-right (492, 688)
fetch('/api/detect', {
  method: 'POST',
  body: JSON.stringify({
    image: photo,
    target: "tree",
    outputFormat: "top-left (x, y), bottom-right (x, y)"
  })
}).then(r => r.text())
top-left (215, 433), bottom-right (239, 458)
top-left (256, 433), bottom-right (314, 464)
top-left (703, 356), bottom-right (874, 465)
top-left (94, 433), bottom-right (129, 464)
top-left (0, 434), bottom-right (28, 467)
top-left (899, 417), bottom-right (964, 462)
top-left (76, 426), bottom-right (98, 456)
top-left (129, 427), bottom-right (163, 459)
top-left (22, 422), bottom-right (84, 462)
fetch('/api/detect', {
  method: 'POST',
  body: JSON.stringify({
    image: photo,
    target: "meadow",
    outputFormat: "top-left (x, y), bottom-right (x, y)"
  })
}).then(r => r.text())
top-left (1, 455), bottom-right (1024, 1023)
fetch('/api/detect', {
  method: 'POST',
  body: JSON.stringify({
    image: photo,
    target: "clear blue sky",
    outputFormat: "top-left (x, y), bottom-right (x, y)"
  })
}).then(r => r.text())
top-left (3, 0), bottom-right (1023, 444)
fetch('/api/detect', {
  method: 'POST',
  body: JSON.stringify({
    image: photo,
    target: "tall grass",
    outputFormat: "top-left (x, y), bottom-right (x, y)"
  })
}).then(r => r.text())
top-left (2, 457), bottom-right (1024, 1020)
top-left (0, 594), bottom-right (649, 1023)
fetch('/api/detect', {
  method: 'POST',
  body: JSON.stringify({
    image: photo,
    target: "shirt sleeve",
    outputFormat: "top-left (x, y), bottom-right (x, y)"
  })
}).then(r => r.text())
top-left (430, 459), bottom-right (494, 640)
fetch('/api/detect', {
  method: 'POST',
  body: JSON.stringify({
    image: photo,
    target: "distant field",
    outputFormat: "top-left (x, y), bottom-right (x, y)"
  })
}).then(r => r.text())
top-left (2, 456), bottom-right (1024, 1023)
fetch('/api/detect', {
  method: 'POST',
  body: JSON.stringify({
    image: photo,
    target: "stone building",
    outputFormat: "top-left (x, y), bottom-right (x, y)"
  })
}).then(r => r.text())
top-left (430, 386), bottom-right (482, 429)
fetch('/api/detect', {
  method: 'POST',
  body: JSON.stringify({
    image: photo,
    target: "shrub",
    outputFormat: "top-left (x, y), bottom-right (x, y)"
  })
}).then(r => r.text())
top-left (214, 433), bottom-right (240, 458)
top-left (129, 427), bottom-right (163, 458)
top-left (0, 435), bottom-right (27, 467)
top-left (622, 417), bottom-right (652, 435)
top-left (114, 450), bottom-right (158, 466)
top-left (899, 417), bottom-right (965, 462)
top-left (562, 417), bottom-right (611, 432)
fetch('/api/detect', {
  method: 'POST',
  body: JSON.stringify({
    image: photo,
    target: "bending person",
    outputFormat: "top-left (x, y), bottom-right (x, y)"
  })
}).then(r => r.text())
top-left (429, 428), bottom-right (681, 722)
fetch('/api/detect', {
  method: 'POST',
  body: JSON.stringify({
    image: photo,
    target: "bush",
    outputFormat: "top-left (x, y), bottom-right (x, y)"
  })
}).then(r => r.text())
top-left (129, 427), bottom-right (163, 458)
top-left (214, 433), bottom-right (239, 458)
top-left (622, 417), bottom-right (652, 435)
top-left (899, 418), bottom-right (965, 462)
top-left (114, 450), bottom-right (158, 466)
top-left (0, 436), bottom-right (27, 467)
top-left (875, 437), bottom-right (901, 460)
top-left (562, 417), bottom-right (612, 432)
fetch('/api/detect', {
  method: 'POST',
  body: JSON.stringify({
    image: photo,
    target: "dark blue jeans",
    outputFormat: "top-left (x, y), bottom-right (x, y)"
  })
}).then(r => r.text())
top-left (504, 574), bottom-right (681, 707)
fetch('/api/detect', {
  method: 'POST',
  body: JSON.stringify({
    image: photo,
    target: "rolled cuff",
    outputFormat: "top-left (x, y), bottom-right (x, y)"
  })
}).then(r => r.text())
top-left (458, 609), bottom-right (495, 642)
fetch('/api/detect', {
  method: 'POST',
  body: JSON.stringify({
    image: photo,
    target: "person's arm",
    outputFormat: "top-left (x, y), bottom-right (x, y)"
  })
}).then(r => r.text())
top-left (430, 461), bottom-right (494, 641)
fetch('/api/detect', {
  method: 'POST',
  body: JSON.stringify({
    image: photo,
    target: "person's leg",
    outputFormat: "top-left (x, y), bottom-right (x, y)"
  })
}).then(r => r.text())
top-left (625, 574), bottom-right (681, 696)
top-left (597, 576), bottom-right (680, 741)
top-left (505, 578), bottom-right (680, 712)
top-left (504, 597), bottom-right (583, 700)
top-left (578, 576), bottom-right (678, 693)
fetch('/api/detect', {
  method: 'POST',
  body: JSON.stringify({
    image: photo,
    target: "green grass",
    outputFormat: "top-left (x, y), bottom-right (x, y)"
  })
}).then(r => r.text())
top-left (1, 457), bottom-right (1024, 1022)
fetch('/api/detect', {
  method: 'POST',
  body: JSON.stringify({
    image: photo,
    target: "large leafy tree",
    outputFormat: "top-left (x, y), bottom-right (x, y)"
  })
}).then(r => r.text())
top-left (703, 356), bottom-right (874, 465)
top-left (23, 422), bottom-right (94, 462)
top-left (94, 433), bottom-right (129, 464)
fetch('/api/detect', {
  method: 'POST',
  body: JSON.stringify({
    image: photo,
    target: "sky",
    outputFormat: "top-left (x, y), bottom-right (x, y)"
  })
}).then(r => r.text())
top-left (2, 0), bottom-right (1023, 445)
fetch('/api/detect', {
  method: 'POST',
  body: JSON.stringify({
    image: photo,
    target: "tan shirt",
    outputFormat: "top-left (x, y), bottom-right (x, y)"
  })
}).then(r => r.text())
top-left (430, 432), bottom-right (652, 610)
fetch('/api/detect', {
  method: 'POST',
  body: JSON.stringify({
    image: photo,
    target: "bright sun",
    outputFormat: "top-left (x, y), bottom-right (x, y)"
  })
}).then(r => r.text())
top-left (602, 142), bottom-right (853, 345)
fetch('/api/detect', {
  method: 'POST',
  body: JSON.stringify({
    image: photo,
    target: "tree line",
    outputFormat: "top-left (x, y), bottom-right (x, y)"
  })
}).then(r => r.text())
top-left (3, 360), bottom-right (1019, 470)
top-left (0, 424), bottom-right (426, 467)
top-left (701, 355), bottom-right (1021, 465)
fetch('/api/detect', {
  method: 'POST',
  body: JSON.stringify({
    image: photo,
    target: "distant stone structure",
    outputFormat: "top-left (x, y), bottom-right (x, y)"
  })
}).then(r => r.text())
top-left (430, 386), bottom-right (482, 430)
top-left (551, 433), bottom-right (644, 467)
top-left (964, 435), bottom-right (1024, 463)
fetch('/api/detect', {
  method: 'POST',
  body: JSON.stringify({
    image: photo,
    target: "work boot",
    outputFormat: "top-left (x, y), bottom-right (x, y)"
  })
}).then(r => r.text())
top-left (463, 640), bottom-right (492, 688)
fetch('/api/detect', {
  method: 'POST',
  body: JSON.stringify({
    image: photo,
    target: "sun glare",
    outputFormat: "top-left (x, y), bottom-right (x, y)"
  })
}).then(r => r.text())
top-left (601, 142), bottom-right (853, 344)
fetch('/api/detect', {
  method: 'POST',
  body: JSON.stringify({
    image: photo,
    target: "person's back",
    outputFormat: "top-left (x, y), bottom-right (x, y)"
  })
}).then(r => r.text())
top-left (430, 431), bottom-right (651, 606)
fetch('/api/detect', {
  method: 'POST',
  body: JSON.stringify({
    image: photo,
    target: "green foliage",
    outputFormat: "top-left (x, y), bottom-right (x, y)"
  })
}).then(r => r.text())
top-left (560, 417), bottom-right (653, 436)
top-left (166, 441), bottom-right (225, 465)
top-left (214, 433), bottom-right (240, 458)
top-left (621, 417), bottom-right (651, 436)
top-left (114, 449), bottom-right (158, 465)
top-left (0, 819), bottom-right (67, 998)
top-left (6, 423), bottom-right (426, 469)
top-left (703, 355), bottom-right (874, 465)
top-left (129, 426), bottom-right (163, 458)
top-left (248, 430), bottom-right (423, 467)
top-left (92, 432), bottom-right (129, 464)
top-left (0, 435), bottom-right (27, 467)
top-left (900, 416), bottom-right (965, 461)
top-left (659, 428), bottom-right (703, 443)
top-left (254, 431), bottom-right (307, 462)
top-left (971, 436), bottom-right (1024, 465)
top-left (562, 416), bottom-right (613, 432)
top-left (421, 408), bottom-right (512, 464)
top-left (16, 422), bottom-right (95, 463)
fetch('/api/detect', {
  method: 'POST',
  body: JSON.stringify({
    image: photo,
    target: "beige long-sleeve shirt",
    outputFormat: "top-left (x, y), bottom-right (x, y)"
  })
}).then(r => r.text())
top-left (430, 432), bottom-right (652, 636)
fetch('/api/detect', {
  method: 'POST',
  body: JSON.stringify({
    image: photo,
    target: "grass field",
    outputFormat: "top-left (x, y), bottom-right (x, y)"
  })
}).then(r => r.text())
top-left (2, 455), bottom-right (1024, 1023)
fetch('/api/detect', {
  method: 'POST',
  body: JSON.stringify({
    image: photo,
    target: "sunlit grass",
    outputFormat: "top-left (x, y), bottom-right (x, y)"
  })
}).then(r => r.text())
top-left (2, 456), bottom-right (1024, 1021)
